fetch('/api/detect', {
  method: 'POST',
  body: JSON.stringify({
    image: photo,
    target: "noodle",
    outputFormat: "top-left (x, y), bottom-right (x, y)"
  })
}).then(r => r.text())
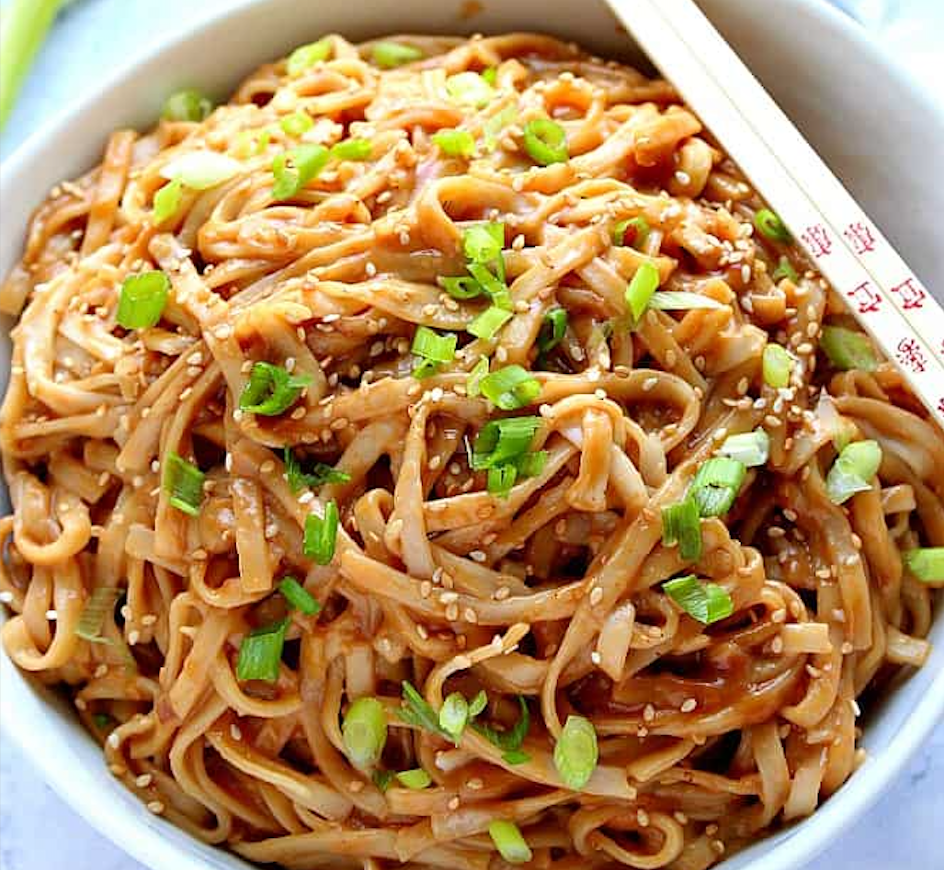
top-left (1, 31), bottom-right (942, 870)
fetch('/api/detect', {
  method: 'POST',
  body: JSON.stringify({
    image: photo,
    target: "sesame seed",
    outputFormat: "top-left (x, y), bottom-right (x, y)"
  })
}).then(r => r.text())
top-left (589, 586), bottom-right (603, 606)
top-left (468, 550), bottom-right (486, 563)
top-left (45, 609), bottom-right (58, 621)
top-left (135, 774), bottom-right (153, 788)
top-left (146, 801), bottom-right (165, 815)
top-left (0, 591), bottom-right (14, 603)
top-left (680, 698), bottom-right (697, 713)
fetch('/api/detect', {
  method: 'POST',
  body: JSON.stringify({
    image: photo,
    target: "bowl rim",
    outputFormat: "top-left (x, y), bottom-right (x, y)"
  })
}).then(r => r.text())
top-left (2, 3), bottom-right (943, 870)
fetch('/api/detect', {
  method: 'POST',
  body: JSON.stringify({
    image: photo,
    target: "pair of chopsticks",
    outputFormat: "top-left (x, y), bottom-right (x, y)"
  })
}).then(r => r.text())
top-left (607, 0), bottom-right (944, 428)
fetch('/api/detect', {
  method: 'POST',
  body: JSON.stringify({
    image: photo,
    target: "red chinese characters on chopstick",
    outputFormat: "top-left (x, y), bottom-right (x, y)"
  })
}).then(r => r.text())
top-left (847, 280), bottom-right (882, 314)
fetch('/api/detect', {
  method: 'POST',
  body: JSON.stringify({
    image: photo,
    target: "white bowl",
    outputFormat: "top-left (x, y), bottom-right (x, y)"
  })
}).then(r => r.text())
top-left (1, 2), bottom-right (941, 869)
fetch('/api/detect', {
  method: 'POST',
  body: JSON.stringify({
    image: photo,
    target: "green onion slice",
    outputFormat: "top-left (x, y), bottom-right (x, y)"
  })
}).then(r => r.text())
top-left (432, 128), bottom-right (476, 158)
top-left (75, 586), bottom-right (122, 643)
top-left (396, 768), bottom-right (432, 789)
top-left (648, 291), bottom-right (725, 311)
top-left (152, 179), bottom-right (183, 225)
top-left (239, 361), bottom-right (311, 416)
top-left (538, 308), bottom-right (567, 353)
top-left (467, 263), bottom-right (511, 309)
top-left (116, 271), bottom-right (170, 329)
top-left (488, 820), bottom-right (533, 864)
top-left (472, 417), bottom-right (541, 470)
top-left (481, 66), bottom-right (498, 86)
top-left (372, 769), bottom-right (395, 792)
top-left (160, 151), bottom-right (242, 190)
top-left (287, 38), bottom-right (332, 76)
top-left (412, 326), bottom-right (457, 363)
top-left (466, 356), bottom-right (490, 398)
top-left (342, 696), bottom-right (388, 770)
top-left (771, 255), bottom-right (798, 283)
top-left (826, 439), bottom-right (882, 505)
top-left (283, 447), bottom-right (351, 493)
top-left (480, 365), bottom-right (541, 411)
top-left (468, 306), bottom-right (513, 340)
top-left (469, 690), bottom-right (488, 718)
top-left (689, 457), bottom-right (746, 518)
top-left (441, 275), bottom-right (484, 300)
top-left (439, 692), bottom-right (470, 743)
top-left (371, 41), bottom-right (423, 68)
top-left (522, 118), bottom-right (568, 165)
top-left (163, 452), bottom-right (204, 516)
top-left (487, 464), bottom-right (517, 498)
top-left (473, 695), bottom-right (530, 763)
top-left (717, 429), bottom-right (770, 468)
top-left (303, 500), bottom-right (340, 565)
top-left (236, 619), bottom-right (288, 682)
top-left (278, 577), bottom-right (321, 616)
top-left (162, 89), bottom-right (213, 122)
top-left (330, 138), bottom-right (373, 161)
top-left (92, 713), bottom-right (115, 731)
top-left (613, 215), bottom-right (650, 249)
top-left (445, 71), bottom-right (495, 108)
top-left (625, 261), bottom-right (661, 322)
top-left (754, 208), bottom-right (791, 243)
top-left (763, 343), bottom-right (794, 389)
top-left (820, 325), bottom-right (878, 372)
top-left (553, 715), bottom-right (598, 790)
top-left (463, 222), bottom-right (505, 265)
top-left (272, 143), bottom-right (329, 200)
top-left (663, 575), bottom-right (734, 625)
top-left (398, 681), bottom-right (451, 739)
top-left (515, 450), bottom-right (547, 478)
top-left (903, 548), bottom-right (944, 583)
top-left (661, 498), bottom-right (702, 563)
top-left (279, 111), bottom-right (313, 137)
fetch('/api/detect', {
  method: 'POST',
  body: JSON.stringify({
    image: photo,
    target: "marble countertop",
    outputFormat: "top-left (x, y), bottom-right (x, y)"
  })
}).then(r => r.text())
top-left (0, 1), bottom-right (942, 869)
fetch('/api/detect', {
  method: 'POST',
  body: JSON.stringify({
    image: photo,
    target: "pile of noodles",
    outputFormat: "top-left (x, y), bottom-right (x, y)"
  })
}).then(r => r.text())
top-left (1, 32), bottom-right (942, 870)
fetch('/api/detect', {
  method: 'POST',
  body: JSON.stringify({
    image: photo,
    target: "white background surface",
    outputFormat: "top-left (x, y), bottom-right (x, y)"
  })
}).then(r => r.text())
top-left (0, 1), bottom-right (942, 869)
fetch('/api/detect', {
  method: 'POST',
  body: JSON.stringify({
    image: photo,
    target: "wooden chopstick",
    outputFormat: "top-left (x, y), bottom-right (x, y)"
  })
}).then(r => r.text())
top-left (607, 0), bottom-right (944, 427)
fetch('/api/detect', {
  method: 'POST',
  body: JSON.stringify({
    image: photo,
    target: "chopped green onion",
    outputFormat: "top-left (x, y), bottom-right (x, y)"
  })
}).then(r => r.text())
top-left (280, 111), bottom-right (313, 137)
top-left (487, 464), bottom-right (517, 497)
top-left (538, 308), bottom-right (567, 353)
top-left (278, 577), bottom-right (321, 616)
top-left (771, 255), bottom-right (798, 283)
top-left (903, 548), bottom-right (944, 583)
top-left (396, 768), bottom-right (432, 789)
top-left (372, 769), bottom-right (395, 792)
top-left (689, 457), bottom-right (746, 518)
top-left (480, 365), bottom-right (541, 411)
top-left (625, 261), bottom-right (661, 321)
top-left (661, 498), bottom-right (702, 562)
top-left (473, 695), bottom-right (530, 763)
top-left (826, 439), bottom-right (882, 505)
top-left (441, 275), bottom-right (484, 300)
top-left (75, 586), bottom-right (122, 643)
top-left (718, 430), bottom-right (770, 468)
top-left (754, 208), bottom-right (791, 243)
top-left (232, 128), bottom-right (271, 159)
top-left (283, 447), bottom-right (351, 493)
top-left (515, 450), bottom-right (547, 478)
top-left (439, 692), bottom-right (470, 743)
top-left (467, 306), bottom-right (513, 340)
top-left (342, 697), bottom-right (387, 770)
top-left (763, 343), bottom-right (794, 389)
top-left (463, 222), bottom-right (505, 265)
top-left (664, 575), bottom-right (733, 625)
top-left (116, 271), bottom-right (170, 329)
top-left (162, 452), bottom-right (204, 516)
top-left (330, 138), bottom-right (373, 161)
top-left (488, 820), bottom-right (532, 864)
top-left (152, 179), bottom-right (182, 225)
top-left (303, 500), bottom-right (339, 565)
top-left (481, 66), bottom-right (498, 86)
top-left (432, 129), bottom-right (476, 158)
top-left (553, 715), bottom-right (598, 790)
top-left (471, 417), bottom-right (541, 470)
top-left (272, 143), bottom-right (329, 200)
top-left (469, 690), bottom-right (488, 718)
top-left (483, 105), bottom-right (516, 152)
top-left (648, 291), bottom-right (725, 311)
top-left (398, 681), bottom-right (451, 739)
top-left (412, 326), bottom-right (457, 363)
top-left (371, 41), bottom-right (423, 68)
top-left (162, 89), bottom-right (213, 122)
top-left (522, 118), bottom-right (568, 165)
top-left (239, 361), bottom-right (311, 416)
top-left (467, 356), bottom-right (490, 398)
top-left (613, 215), bottom-right (650, 249)
top-left (92, 713), bottom-right (114, 731)
top-left (820, 325), bottom-right (878, 372)
top-left (236, 619), bottom-right (287, 682)
top-left (287, 38), bottom-right (331, 76)
top-left (467, 263), bottom-right (511, 309)
top-left (160, 151), bottom-right (241, 190)
top-left (446, 71), bottom-right (495, 108)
